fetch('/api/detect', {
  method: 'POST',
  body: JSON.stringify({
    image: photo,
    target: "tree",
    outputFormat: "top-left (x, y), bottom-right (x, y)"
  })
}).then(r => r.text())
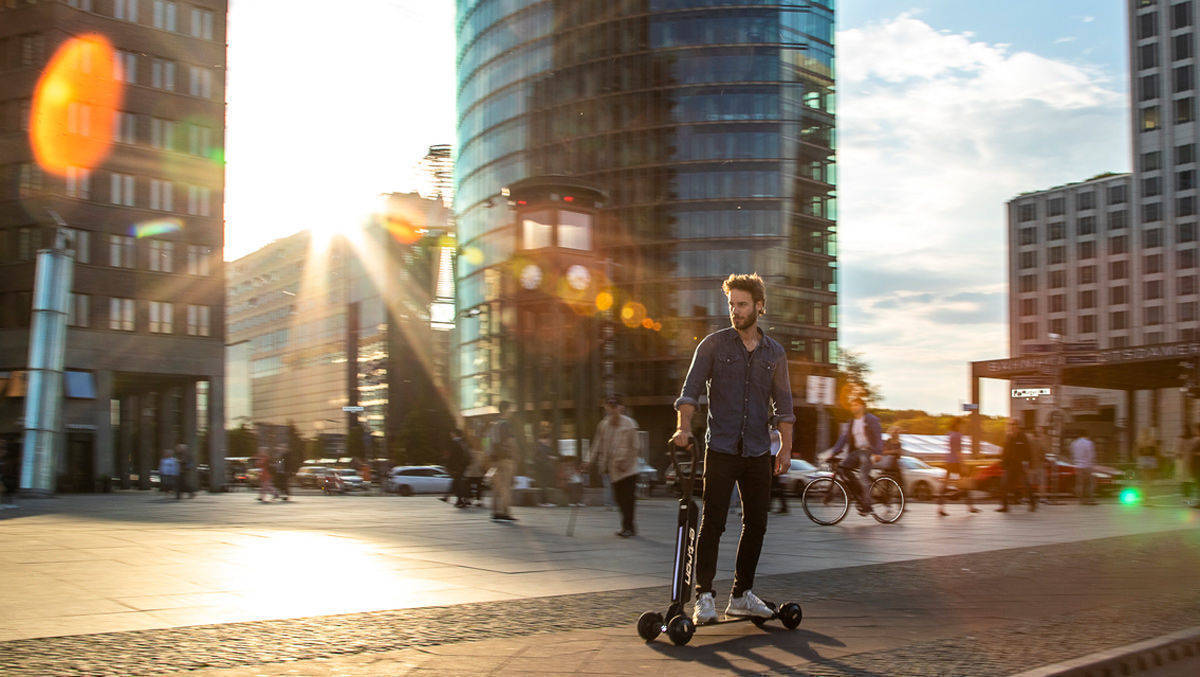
top-left (227, 423), bottom-right (257, 457)
top-left (836, 349), bottom-right (882, 407)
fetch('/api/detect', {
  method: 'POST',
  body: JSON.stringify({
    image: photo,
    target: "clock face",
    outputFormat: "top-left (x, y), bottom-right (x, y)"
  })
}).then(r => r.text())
top-left (520, 263), bottom-right (543, 290)
top-left (566, 264), bottom-right (590, 291)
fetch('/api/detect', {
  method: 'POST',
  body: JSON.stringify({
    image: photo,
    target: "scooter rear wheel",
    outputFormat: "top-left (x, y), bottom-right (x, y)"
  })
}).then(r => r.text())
top-left (780, 602), bottom-right (803, 629)
top-left (667, 615), bottom-right (695, 646)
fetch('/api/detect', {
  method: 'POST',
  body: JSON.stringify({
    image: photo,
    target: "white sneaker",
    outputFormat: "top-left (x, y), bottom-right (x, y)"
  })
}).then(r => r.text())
top-left (692, 592), bottom-right (718, 625)
top-left (726, 590), bottom-right (773, 619)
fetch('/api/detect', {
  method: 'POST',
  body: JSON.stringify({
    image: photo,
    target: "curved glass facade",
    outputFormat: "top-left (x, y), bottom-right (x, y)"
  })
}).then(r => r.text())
top-left (455, 0), bottom-right (837, 443)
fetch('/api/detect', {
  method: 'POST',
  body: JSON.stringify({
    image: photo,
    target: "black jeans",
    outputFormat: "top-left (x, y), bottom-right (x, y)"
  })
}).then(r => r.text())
top-left (1001, 464), bottom-right (1035, 510)
top-left (695, 450), bottom-right (772, 597)
top-left (613, 475), bottom-right (637, 532)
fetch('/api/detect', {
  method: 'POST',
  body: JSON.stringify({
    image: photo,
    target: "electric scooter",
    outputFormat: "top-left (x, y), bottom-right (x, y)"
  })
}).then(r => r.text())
top-left (637, 442), bottom-right (803, 646)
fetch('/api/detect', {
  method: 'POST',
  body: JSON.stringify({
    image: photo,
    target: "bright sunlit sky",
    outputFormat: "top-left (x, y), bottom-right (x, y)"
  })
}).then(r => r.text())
top-left (224, 1), bottom-right (1131, 416)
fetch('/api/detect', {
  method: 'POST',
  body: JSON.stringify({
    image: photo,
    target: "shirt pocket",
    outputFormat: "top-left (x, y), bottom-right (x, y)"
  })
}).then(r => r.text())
top-left (715, 352), bottom-right (740, 378)
top-left (752, 358), bottom-right (776, 391)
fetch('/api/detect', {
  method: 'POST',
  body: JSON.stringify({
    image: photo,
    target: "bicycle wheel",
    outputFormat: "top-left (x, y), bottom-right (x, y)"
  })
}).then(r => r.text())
top-left (869, 476), bottom-right (904, 524)
top-left (802, 478), bottom-right (849, 525)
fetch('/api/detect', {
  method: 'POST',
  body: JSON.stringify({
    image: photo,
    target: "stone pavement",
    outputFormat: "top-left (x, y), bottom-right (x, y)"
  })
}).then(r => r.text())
top-left (0, 492), bottom-right (1197, 675)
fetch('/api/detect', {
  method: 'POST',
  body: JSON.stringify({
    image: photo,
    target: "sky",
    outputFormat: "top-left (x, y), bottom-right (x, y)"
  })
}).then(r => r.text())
top-left (223, 1), bottom-right (1132, 416)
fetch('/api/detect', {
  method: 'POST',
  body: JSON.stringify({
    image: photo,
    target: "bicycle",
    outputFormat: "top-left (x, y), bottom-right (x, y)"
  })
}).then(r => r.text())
top-left (801, 458), bottom-right (904, 525)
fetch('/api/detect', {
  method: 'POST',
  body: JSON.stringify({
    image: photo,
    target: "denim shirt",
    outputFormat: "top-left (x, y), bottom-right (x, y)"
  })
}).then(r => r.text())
top-left (674, 327), bottom-right (795, 457)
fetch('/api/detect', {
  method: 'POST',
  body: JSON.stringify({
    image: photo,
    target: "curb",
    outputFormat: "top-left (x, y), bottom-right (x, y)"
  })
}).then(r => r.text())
top-left (1013, 626), bottom-right (1200, 676)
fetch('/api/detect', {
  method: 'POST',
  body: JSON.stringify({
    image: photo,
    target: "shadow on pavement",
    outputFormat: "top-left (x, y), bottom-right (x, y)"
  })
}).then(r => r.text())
top-left (645, 625), bottom-right (878, 676)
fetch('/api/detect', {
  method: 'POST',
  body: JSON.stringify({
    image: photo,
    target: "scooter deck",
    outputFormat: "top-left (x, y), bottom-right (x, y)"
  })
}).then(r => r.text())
top-left (696, 613), bottom-right (780, 626)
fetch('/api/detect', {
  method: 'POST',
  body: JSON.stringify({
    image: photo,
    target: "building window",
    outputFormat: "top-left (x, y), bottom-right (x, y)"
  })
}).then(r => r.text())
top-left (1141, 74), bottom-right (1160, 101)
top-left (190, 7), bottom-right (214, 40)
top-left (1019, 274), bottom-right (1037, 293)
top-left (1181, 196), bottom-right (1197, 216)
top-left (188, 65), bottom-right (213, 98)
top-left (1146, 306), bottom-right (1165, 325)
top-left (1049, 294), bottom-right (1066, 313)
top-left (1047, 197), bottom-right (1065, 217)
top-left (1144, 150), bottom-right (1163, 171)
top-left (1144, 176), bottom-right (1162, 197)
top-left (65, 228), bottom-right (90, 264)
top-left (1177, 97), bottom-right (1195, 123)
top-left (1079, 314), bottom-right (1097, 334)
top-left (112, 111), bottom-right (136, 144)
top-left (1111, 310), bottom-right (1129, 330)
top-left (1145, 227), bottom-right (1164, 247)
top-left (150, 118), bottom-right (176, 150)
top-left (1182, 275), bottom-right (1199, 295)
top-left (148, 301), bottom-right (173, 333)
top-left (1109, 234), bottom-right (1128, 255)
top-left (66, 102), bottom-right (92, 137)
top-left (186, 185), bottom-right (212, 216)
top-left (1176, 33), bottom-right (1193, 60)
top-left (1019, 227), bottom-right (1037, 245)
top-left (1179, 169), bottom-right (1196, 189)
top-left (148, 240), bottom-right (173, 272)
top-left (1078, 215), bottom-right (1096, 235)
top-left (1020, 298), bottom-right (1037, 316)
top-left (1108, 184), bottom-right (1128, 204)
top-left (1147, 279), bottom-right (1164, 299)
top-left (1111, 285), bottom-right (1130, 305)
top-left (1146, 252), bottom-right (1164, 273)
top-left (1019, 251), bottom-right (1038, 269)
top-left (1049, 270), bottom-right (1066, 288)
top-left (114, 50), bottom-right (137, 83)
top-left (1020, 322), bottom-right (1037, 340)
top-left (186, 244), bottom-right (210, 275)
top-left (1048, 246), bottom-right (1065, 265)
top-left (16, 227), bottom-right (41, 261)
top-left (1048, 222), bottom-right (1065, 240)
top-left (1181, 248), bottom-right (1199, 269)
top-left (1180, 143), bottom-right (1196, 163)
top-left (65, 166), bottom-right (90, 199)
top-left (1140, 43), bottom-right (1159, 70)
top-left (1176, 64), bottom-right (1194, 93)
top-left (1049, 318), bottom-right (1066, 335)
top-left (1077, 190), bottom-right (1096, 210)
top-left (114, 0), bottom-right (139, 21)
top-left (153, 0), bottom-right (178, 31)
top-left (1145, 201), bottom-right (1163, 221)
top-left (149, 179), bottom-right (173, 211)
top-left (108, 235), bottom-right (134, 268)
top-left (1077, 240), bottom-right (1096, 259)
top-left (108, 297), bottom-right (134, 331)
top-left (1108, 210), bottom-right (1129, 230)
top-left (67, 293), bottom-right (89, 327)
top-left (110, 173), bottom-right (134, 206)
top-left (1079, 289), bottom-right (1096, 309)
top-left (1079, 265), bottom-right (1097, 284)
top-left (1174, 1), bottom-right (1194, 28)
top-left (151, 58), bottom-right (175, 91)
top-left (1018, 203), bottom-right (1037, 221)
top-left (1181, 301), bottom-right (1198, 322)
top-left (187, 124), bottom-right (212, 156)
top-left (186, 304), bottom-right (210, 336)
top-left (1143, 106), bottom-right (1161, 131)
top-left (1180, 222), bottom-right (1198, 242)
top-left (67, 0), bottom-right (94, 9)
top-left (1141, 11), bottom-right (1159, 39)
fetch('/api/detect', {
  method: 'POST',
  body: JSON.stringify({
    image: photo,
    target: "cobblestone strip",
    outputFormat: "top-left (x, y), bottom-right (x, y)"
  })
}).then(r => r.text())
top-left (2, 528), bottom-right (1197, 676)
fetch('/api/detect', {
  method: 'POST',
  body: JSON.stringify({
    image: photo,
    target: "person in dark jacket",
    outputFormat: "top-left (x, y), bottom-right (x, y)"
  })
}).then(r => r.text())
top-left (443, 428), bottom-right (470, 507)
top-left (998, 419), bottom-right (1036, 512)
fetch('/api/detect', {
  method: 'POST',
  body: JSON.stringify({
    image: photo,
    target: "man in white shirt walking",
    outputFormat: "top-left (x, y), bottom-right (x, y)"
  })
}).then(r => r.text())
top-left (1069, 431), bottom-right (1097, 505)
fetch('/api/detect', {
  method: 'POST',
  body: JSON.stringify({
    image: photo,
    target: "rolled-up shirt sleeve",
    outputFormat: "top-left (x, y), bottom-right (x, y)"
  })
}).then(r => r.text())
top-left (770, 348), bottom-right (796, 424)
top-left (675, 337), bottom-right (714, 410)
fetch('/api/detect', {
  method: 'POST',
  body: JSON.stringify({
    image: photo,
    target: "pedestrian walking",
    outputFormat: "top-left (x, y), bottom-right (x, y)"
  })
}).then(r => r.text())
top-left (464, 429), bottom-right (486, 506)
top-left (591, 394), bottom-right (640, 537)
top-left (1136, 429), bottom-right (1159, 485)
top-left (444, 428), bottom-right (470, 508)
top-left (1069, 430), bottom-right (1096, 505)
top-left (175, 444), bottom-right (195, 499)
top-left (997, 419), bottom-right (1036, 512)
top-left (672, 273), bottom-right (795, 625)
top-left (1, 440), bottom-right (20, 509)
top-left (256, 448), bottom-right (279, 502)
top-left (939, 418), bottom-right (978, 515)
top-left (487, 401), bottom-right (518, 522)
top-left (273, 452), bottom-right (291, 501)
top-left (534, 422), bottom-right (558, 507)
top-left (160, 450), bottom-right (180, 498)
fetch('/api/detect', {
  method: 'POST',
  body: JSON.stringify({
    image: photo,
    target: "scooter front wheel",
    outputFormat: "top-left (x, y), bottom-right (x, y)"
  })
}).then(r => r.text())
top-left (637, 611), bottom-right (663, 641)
top-left (667, 615), bottom-right (695, 646)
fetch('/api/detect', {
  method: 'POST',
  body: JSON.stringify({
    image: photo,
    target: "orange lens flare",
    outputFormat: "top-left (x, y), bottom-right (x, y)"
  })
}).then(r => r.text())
top-left (30, 34), bottom-right (122, 176)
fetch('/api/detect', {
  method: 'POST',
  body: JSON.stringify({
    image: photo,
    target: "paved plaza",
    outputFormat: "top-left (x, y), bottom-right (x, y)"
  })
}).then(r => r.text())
top-left (1, 492), bottom-right (1198, 674)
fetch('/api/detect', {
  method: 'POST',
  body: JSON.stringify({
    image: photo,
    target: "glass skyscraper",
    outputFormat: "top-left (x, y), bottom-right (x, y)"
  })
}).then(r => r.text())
top-left (455, 0), bottom-right (837, 455)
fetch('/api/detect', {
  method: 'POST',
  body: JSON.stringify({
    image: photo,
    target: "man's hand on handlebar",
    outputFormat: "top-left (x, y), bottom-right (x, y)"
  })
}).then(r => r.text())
top-left (670, 428), bottom-right (693, 448)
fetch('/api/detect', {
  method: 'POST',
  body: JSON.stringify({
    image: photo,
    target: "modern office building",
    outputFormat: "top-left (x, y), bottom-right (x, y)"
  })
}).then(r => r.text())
top-left (226, 192), bottom-right (455, 461)
top-left (0, 0), bottom-right (227, 491)
top-left (454, 1), bottom-right (838, 459)
top-left (973, 0), bottom-right (1200, 458)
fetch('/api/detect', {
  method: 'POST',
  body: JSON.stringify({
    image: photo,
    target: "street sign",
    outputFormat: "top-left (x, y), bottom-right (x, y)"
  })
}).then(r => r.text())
top-left (342, 405), bottom-right (365, 413)
top-left (961, 403), bottom-right (979, 412)
top-left (806, 375), bottom-right (836, 406)
top-left (1012, 387), bottom-right (1051, 398)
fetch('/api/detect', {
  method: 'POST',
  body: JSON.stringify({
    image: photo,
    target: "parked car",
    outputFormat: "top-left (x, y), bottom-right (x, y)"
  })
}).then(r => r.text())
top-left (387, 465), bottom-right (453, 496)
top-left (664, 459), bottom-right (705, 496)
top-left (895, 456), bottom-right (951, 501)
top-left (323, 468), bottom-right (367, 492)
top-left (635, 460), bottom-right (660, 496)
top-left (778, 459), bottom-right (830, 496)
top-left (973, 458), bottom-right (1118, 498)
top-left (295, 466), bottom-right (328, 488)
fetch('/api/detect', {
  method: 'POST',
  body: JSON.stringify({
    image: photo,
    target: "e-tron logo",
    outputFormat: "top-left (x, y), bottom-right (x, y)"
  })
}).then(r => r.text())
top-left (684, 526), bottom-right (696, 587)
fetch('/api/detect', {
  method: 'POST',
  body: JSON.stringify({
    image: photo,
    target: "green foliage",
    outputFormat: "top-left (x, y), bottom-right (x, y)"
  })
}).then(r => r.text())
top-left (836, 349), bottom-right (882, 406)
top-left (873, 408), bottom-right (1008, 445)
top-left (226, 423), bottom-right (257, 457)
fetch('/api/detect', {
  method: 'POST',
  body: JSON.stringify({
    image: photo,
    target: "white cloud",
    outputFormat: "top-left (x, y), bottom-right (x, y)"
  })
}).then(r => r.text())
top-left (836, 14), bottom-right (1128, 415)
top-left (1054, 36), bottom-right (1078, 44)
top-left (1082, 15), bottom-right (1096, 23)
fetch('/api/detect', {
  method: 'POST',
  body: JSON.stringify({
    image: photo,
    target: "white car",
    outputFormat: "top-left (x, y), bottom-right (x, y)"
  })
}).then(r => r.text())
top-left (388, 466), bottom-right (453, 496)
top-left (778, 458), bottom-right (831, 496)
top-left (895, 456), bottom-right (950, 501)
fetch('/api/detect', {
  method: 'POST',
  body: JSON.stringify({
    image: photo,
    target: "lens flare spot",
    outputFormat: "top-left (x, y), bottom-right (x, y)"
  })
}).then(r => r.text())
top-left (595, 291), bottom-right (614, 312)
top-left (653, 321), bottom-right (663, 332)
top-left (640, 318), bottom-right (654, 329)
top-left (385, 217), bottom-right (422, 244)
top-left (621, 302), bottom-right (646, 328)
top-left (462, 246), bottom-right (485, 266)
top-left (1119, 488), bottom-right (1142, 505)
top-left (130, 218), bottom-right (184, 239)
top-left (31, 34), bottom-right (122, 175)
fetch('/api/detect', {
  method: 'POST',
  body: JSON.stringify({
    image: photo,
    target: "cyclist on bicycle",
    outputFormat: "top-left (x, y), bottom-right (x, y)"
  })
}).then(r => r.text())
top-left (829, 396), bottom-right (882, 514)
